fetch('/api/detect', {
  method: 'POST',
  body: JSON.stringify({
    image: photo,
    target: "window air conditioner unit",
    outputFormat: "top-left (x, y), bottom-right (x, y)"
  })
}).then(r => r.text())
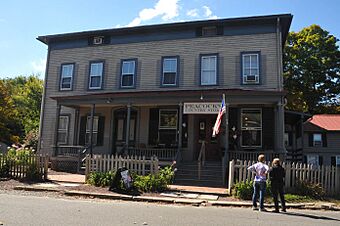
top-left (244, 75), bottom-right (259, 83)
top-left (93, 37), bottom-right (103, 45)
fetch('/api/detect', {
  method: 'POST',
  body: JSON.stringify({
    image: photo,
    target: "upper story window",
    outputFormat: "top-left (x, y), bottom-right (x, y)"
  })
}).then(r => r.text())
top-left (241, 108), bottom-right (262, 147)
top-left (313, 133), bottom-right (322, 146)
top-left (89, 61), bottom-right (104, 89)
top-left (242, 53), bottom-right (260, 84)
top-left (121, 59), bottom-right (136, 88)
top-left (57, 115), bottom-right (69, 144)
top-left (162, 57), bottom-right (178, 86)
top-left (200, 54), bottom-right (217, 86)
top-left (60, 64), bottom-right (74, 90)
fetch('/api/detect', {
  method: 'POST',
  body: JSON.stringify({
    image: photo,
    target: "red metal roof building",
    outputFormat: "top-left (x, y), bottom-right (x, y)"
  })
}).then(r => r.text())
top-left (307, 114), bottom-right (340, 131)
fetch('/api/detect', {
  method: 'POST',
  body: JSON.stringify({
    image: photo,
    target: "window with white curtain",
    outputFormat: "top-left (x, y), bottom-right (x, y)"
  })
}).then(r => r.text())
top-left (200, 55), bottom-right (217, 85)
top-left (60, 64), bottom-right (74, 90)
top-left (89, 62), bottom-right (103, 89)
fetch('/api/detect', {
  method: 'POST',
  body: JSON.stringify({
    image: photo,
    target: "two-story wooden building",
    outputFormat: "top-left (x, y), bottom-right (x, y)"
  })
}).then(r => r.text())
top-left (37, 14), bottom-right (293, 185)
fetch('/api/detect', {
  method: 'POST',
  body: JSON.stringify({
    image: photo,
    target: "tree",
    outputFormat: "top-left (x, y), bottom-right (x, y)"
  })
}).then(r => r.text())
top-left (0, 75), bottom-right (43, 145)
top-left (283, 25), bottom-right (340, 114)
top-left (0, 80), bottom-right (17, 143)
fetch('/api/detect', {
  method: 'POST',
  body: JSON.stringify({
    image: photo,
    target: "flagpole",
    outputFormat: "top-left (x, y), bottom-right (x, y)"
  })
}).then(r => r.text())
top-left (223, 93), bottom-right (229, 185)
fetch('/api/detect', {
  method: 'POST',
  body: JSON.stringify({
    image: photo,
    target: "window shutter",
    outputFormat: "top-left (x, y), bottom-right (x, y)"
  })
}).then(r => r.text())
top-left (148, 108), bottom-right (159, 145)
top-left (308, 133), bottom-right (313, 147)
top-left (331, 156), bottom-right (336, 166)
top-left (288, 132), bottom-right (293, 146)
top-left (303, 155), bottom-right (307, 164)
top-left (319, 156), bottom-right (323, 166)
top-left (97, 116), bottom-right (105, 146)
top-left (322, 133), bottom-right (327, 147)
top-left (79, 116), bottom-right (87, 145)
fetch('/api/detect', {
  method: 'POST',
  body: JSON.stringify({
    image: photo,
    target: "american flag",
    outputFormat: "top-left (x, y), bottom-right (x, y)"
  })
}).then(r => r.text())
top-left (212, 99), bottom-right (226, 137)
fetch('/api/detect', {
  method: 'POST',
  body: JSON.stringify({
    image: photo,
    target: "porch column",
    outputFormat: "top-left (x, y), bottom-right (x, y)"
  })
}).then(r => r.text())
top-left (73, 107), bottom-right (80, 145)
top-left (178, 102), bottom-right (183, 154)
top-left (275, 101), bottom-right (285, 154)
top-left (223, 94), bottom-right (230, 185)
top-left (89, 104), bottom-right (96, 157)
top-left (125, 104), bottom-right (131, 154)
top-left (53, 103), bottom-right (61, 156)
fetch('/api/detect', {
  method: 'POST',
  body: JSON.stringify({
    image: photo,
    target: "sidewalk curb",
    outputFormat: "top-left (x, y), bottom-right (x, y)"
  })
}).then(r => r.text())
top-left (13, 185), bottom-right (340, 211)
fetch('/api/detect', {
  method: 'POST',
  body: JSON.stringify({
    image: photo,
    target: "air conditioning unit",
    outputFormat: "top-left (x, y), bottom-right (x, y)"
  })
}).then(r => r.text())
top-left (243, 75), bottom-right (259, 83)
top-left (93, 36), bottom-right (103, 45)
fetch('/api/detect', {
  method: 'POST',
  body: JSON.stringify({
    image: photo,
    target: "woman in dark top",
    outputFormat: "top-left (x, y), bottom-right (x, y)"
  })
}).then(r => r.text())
top-left (269, 158), bottom-right (286, 212)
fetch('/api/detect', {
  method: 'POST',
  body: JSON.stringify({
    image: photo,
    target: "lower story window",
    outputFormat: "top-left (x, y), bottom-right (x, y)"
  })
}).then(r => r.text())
top-left (241, 109), bottom-right (262, 147)
top-left (158, 109), bottom-right (178, 147)
top-left (58, 115), bottom-right (69, 144)
top-left (307, 154), bottom-right (319, 166)
top-left (86, 116), bottom-right (98, 145)
top-left (336, 156), bottom-right (340, 166)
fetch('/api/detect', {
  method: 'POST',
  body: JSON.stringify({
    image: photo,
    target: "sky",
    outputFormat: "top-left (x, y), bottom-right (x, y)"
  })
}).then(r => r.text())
top-left (0, 0), bottom-right (339, 79)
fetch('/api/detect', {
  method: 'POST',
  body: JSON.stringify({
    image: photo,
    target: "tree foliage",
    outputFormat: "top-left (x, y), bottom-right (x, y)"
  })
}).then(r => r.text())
top-left (283, 25), bottom-right (340, 114)
top-left (0, 75), bottom-right (43, 146)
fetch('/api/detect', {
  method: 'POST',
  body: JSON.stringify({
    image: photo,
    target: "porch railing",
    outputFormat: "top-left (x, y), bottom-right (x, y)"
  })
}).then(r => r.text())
top-left (127, 147), bottom-right (177, 162)
top-left (197, 141), bottom-right (206, 180)
top-left (53, 145), bottom-right (87, 157)
top-left (228, 150), bottom-right (285, 162)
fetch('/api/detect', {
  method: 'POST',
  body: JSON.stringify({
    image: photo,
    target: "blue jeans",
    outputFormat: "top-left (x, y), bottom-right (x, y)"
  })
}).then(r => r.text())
top-left (253, 181), bottom-right (266, 209)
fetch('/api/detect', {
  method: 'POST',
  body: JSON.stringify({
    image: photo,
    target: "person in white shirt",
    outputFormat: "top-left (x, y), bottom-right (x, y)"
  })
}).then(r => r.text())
top-left (247, 154), bottom-right (269, 211)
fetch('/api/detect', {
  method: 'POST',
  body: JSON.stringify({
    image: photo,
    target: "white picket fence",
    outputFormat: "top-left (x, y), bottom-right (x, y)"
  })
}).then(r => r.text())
top-left (85, 154), bottom-right (159, 178)
top-left (228, 160), bottom-right (340, 196)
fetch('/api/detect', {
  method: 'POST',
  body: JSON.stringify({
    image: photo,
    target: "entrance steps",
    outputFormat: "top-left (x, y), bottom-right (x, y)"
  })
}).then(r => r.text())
top-left (173, 161), bottom-right (224, 188)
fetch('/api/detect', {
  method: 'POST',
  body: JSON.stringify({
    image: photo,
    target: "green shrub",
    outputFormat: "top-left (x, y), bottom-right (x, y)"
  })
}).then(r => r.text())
top-left (0, 161), bottom-right (10, 178)
top-left (233, 180), bottom-right (253, 200)
top-left (25, 163), bottom-right (43, 181)
top-left (134, 166), bottom-right (175, 192)
top-left (233, 180), bottom-right (272, 200)
top-left (294, 180), bottom-right (325, 199)
top-left (86, 171), bottom-right (115, 187)
top-left (285, 194), bottom-right (313, 203)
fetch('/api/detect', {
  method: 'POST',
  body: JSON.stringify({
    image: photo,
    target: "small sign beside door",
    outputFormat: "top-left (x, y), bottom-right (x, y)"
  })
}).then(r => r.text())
top-left (184, 102), bottom-right (220, 114)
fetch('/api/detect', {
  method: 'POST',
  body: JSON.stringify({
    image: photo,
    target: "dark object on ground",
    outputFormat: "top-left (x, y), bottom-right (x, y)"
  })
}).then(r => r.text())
top-left (109, 167), bottom-right (140, 195)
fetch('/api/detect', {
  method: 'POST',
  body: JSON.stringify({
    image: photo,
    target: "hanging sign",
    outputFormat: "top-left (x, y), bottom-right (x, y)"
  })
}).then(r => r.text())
top-left (183, 102), bottom-right (220, 114)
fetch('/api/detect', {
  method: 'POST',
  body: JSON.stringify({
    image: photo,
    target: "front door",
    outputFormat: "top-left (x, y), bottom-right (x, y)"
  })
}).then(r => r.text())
top-left (197, 115), bottom-right (221, 161)
top-left (112, 109), bottom-right (137, 155)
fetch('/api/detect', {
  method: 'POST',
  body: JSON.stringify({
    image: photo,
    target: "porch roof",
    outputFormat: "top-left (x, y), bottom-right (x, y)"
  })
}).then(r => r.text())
top-left (50, 88), bottom-right (286, 106)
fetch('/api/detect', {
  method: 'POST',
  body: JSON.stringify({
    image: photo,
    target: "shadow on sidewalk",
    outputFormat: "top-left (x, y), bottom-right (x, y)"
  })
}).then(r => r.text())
top-left (280, 211), bottom-right (340, 222)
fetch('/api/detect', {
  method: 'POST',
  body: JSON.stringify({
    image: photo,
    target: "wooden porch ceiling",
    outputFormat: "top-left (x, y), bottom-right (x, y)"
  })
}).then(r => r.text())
top-left (50, 88), bottom-right (286, 107)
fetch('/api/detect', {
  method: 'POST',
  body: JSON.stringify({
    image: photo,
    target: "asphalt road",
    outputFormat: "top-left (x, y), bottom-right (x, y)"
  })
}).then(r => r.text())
top-left (0, 194), bottom-right (340, 226)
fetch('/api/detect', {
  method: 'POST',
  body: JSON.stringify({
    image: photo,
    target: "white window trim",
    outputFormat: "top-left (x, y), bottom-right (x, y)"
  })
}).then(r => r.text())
top-left (313, 133), bottom-right (322, 147)
top-left (241, 108), bottom-right (262, 148)
top-left (242, 53), bottom-right (259, 84)
top-left (89, 62), bottom-right (103, 90)
top-left (121, 60), bottom-right (136, 88)
top-left (162, 58), bottom-right (177, 86)
top-left (58, 115), bottom-right (69, 144)
top-left (201, 55), bottom-right (217, 85)
top-left (60, 64), bottom-right (74, 91)
top-left (159, 109), bottom-right (178, 130)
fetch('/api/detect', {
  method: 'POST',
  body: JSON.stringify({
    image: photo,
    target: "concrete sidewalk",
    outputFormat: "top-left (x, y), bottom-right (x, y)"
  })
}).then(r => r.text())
top-left (47, 171), bottom-right (228, 195)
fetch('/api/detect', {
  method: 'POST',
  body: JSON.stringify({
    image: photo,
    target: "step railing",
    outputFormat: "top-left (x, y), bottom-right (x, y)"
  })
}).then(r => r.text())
top-left (197, 141), bottom-right (206, 180)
